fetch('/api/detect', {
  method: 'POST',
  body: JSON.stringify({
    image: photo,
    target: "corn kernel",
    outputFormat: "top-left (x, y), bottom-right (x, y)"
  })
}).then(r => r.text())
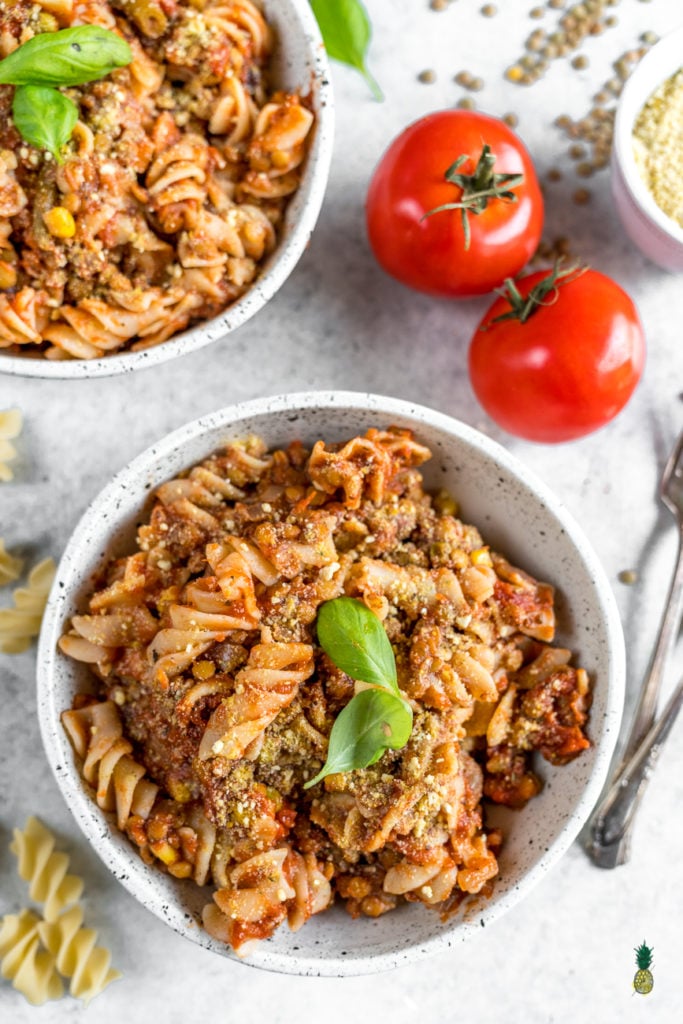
top-left (150, 840), bottom-right (179, 865)
top-left (167, 779), bottom-right (192, 803)
top-left (0, 261), bottom-right (17, 289)
top-left (37, 12), bottom-right (59, 32)
top-left (471, 546), bottom-right (493, 566)
top-left (167, 860), bottom-right (193, 879)
top-left (43, 207), bottom-right (76, 239)
top-left (271, 149), bottom-right (290, 169)
top-left (192, 659), bottom-right (215, 681)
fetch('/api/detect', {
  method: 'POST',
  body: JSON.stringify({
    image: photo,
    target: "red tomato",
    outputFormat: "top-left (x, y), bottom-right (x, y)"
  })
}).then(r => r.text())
top-left (468, 267), bottom-right (646, 443)
top-left (366, 110), bottom-right (543, 298)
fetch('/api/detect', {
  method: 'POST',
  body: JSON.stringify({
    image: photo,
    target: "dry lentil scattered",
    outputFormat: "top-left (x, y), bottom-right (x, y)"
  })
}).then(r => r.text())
top-left (532, 235), bottom-right (574, 265)
top-left (618, 569), bottom-right (638, 585)
top-left (547, 167), bottom-right (563, 182)
top-left (554, 39), bottom-right (657, 177)
top-left (505, 0), bottom-right (635, 88)
top-left (456, 96), bottom-right (476, 110)
top-left (430, 0), bottom-right (449, 10)
top-left (418, 69), bottom-right (437, 84)
top-left (481, 4), bottom-right (497, 15)
top-left (503, 112), bottom-right (519, 128)
top-left (633, 68), bottom-right (683, 228)
top-left (573, 187), bottom-right (591, 204)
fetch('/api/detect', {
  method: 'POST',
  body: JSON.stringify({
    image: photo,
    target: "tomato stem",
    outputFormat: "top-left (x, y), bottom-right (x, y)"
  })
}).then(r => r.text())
top-left (486, 260), bottom-right (586, 327)
top-left (422, 144), bottom-right (524, 251)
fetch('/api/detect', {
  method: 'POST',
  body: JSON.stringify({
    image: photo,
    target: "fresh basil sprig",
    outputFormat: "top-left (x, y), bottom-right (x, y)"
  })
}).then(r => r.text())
top-left (304, 598), bottom-right (412, 789)
top-left (12, 85), bottom-right (78, 163)
top-left (0, 26), bottom-right (132, 87)
top-left (310, 0), bottom-right (383, 101)
top-left (0, 26), bottom-right (132, 161)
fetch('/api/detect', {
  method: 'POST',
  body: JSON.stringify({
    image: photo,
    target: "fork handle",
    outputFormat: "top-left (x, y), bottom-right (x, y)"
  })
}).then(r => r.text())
top-left (622, 528), bottom-right (683, 759)
top-left (585, 527), bottom-right (683, 868)
top-left (586, 673), bottom-right (683, 867)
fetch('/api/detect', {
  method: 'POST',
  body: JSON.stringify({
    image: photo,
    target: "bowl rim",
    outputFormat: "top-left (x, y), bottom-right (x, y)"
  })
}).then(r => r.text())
top-left (37, 391), bottom-right (626, 976)
top-left (0, 0), bottom-right (334, 380)
top-left (613, 24), bottom-right (683, 247)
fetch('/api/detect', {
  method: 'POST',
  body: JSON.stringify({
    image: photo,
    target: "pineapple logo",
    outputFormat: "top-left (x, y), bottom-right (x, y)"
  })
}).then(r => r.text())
top-left (633, 942), bottom-right (654, 995)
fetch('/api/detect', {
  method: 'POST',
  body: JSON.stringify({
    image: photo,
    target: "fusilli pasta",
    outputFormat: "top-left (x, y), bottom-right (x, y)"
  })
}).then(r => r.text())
top-left (0, 408), bottom-right (21, 482)
top-left (3, 818), bottom-right (121, 1005)
top-left (39, 906), bottom-right (121, 1005)
top-left (0, 557), bottom-right (56, 654)
top-left (59, 429), bottom-right (592, 954)
top-left (0, 538), bottom-right (23, 586)
top-left (10, 817), bottom-right (84, 923)
top-left (0, 910), bottom-right (63, 1006)
top-left (0, 0), bottom-right (314, 360)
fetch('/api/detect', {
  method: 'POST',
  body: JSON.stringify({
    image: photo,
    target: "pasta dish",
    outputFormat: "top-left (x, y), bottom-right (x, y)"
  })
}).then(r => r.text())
top-left (59, 429), bottom-right (592, 956)
top-left (0, 0), bottom-right (314, 359)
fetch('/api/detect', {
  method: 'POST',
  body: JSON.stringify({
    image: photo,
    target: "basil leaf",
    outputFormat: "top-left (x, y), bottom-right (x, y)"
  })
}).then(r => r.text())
top-left (12, 85), bottom-right (78, 163)
top-left (310, 0), bottom-right (383, 101)
top-left (317, 597), bottom-right (398, 695)
top-left (0, 26), bottom-right (132, 87)
top-left (303, 688), bottom-right (412, 789)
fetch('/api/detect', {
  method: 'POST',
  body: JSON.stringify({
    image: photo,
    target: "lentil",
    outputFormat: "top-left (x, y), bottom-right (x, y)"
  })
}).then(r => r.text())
top-left (618, 569), bottom-right (638, 585)
top-left (418, 69), bottom-right (437, 84)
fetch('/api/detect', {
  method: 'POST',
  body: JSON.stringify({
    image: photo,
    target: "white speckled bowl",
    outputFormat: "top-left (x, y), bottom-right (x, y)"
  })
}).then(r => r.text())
top-left (37, 392), bottom-right (625, 976)
top-left (0, 0), bottom-right (333, 379)
top-left (611, 25), bottom-right (683, 271)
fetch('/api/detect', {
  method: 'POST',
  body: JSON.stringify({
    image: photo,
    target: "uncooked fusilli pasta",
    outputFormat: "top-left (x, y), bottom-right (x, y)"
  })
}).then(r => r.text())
top-left (0, 408), bottom-right (21, 481)
top-left (0, 539), bottom-right (23, 586)
top-left (0, 557), bottom-right (56, 654)
top-left (0, 0), bottom-right (314, 360)
top-left (10, 817), bottom-right (84, 922)
top-left (39, 905), bottom-right (121, 1005)
top-left (2, 818), bottom-right (121, 1006)
top-left (60, 429), bottom-right (592, 955)
top-left (0, 910), bottom-right (63, 1006)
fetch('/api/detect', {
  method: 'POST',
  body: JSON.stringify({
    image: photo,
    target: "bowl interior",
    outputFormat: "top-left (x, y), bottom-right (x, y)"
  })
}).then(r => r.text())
top-left (0, 0), bottom-right (333, 379)
top-left (614, 26), bottom-right (683, 246)
top-left (37, 393), bottom-right (624, 975)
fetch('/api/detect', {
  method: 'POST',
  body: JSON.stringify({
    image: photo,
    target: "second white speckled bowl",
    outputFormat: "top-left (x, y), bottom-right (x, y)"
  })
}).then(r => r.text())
top-left (37, 392), bottom-right (625, 975)
top-left (0, 0), bottom-right (334, 379)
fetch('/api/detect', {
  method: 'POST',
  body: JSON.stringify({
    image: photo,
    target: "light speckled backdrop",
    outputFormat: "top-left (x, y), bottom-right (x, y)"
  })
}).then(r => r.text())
top-left (1, 0), bottom-right (682, 1020)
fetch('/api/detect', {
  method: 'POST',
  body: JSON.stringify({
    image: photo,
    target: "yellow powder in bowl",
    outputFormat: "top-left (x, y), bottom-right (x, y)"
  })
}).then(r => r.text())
top-left (633, 67), bottom-right (683, 228)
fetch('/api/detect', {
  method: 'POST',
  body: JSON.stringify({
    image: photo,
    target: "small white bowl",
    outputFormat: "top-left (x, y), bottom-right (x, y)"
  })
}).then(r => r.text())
top-left (37, 392), bottom-right (625, 976)
top-left (0, 0), bottom-right (334, 379)
top-left (611, 25), bottom-right (683, 271)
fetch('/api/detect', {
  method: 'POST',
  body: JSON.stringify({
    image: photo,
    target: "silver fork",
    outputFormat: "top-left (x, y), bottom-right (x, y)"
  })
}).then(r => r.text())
top-left (586, 428), bottom-right (683, 868)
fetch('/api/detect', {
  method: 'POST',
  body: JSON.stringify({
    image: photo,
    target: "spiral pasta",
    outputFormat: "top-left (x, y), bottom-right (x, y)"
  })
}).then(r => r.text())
top-left (3, 818), bottom-right (121, 1005)
top-left (0, 557), bottom-right (56, 654)
top-left (39, 906), bottom-right (121, 1005)
top-left (61, 701), bottom-right (160, 832)
top-left (0, 910), bottom-right (63, 1006)
top-left (0, 0), bottom-right (314, 360)
top-left (0, 408), bottom-right (22, 482)
top-left (0, 538), bottom-right (23, 586)
top-left (10, 817), bottom-right (84, 923)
